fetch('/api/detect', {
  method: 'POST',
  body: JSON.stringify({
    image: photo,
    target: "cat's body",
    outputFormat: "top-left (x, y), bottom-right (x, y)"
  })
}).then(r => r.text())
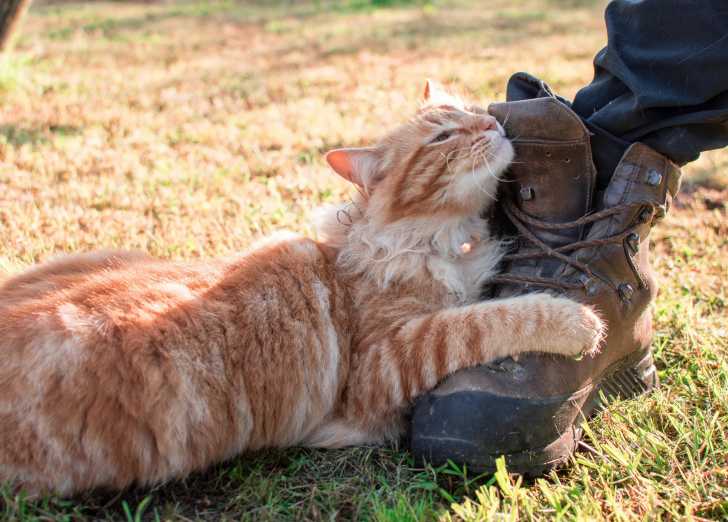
top-left (0, 83), bottom-right (604, 495)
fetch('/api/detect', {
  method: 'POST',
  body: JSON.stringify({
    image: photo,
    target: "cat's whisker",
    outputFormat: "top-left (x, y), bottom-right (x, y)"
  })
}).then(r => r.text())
top-left (486, 154), bottom-right (512, 184)
top-left (467, 149), bottom-right (497, 200)
top-left (501, 108), bottom-right (512, 131)
top-left (463, 146), bottom-right (487, 197)
top-left (443, 151), bottom-right (457, 175)
top-left (472, 173), bottom-right (496, 200)
top-left (444, 147), bottom-right (472, 175)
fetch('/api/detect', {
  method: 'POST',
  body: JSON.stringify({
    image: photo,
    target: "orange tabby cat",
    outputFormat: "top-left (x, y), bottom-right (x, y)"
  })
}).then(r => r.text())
top-left (0, 82), bottom-right (604, 496)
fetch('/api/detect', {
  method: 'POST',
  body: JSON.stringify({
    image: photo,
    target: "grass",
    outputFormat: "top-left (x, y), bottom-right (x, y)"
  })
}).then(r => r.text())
top-left (0, 0), bottom-right (726, 519)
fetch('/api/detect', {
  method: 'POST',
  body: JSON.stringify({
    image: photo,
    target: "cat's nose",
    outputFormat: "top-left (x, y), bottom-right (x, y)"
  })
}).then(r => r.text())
top-left (475, 115), bottom-right (498, 132)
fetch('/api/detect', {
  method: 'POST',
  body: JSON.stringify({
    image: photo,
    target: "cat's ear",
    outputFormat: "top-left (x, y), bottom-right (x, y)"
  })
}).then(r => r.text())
top-left (325, 147), bottom-right (379, 189)
top-left (423, 79), bottom-right (450, 104)
top-left (423, 79), bottom-right (464, 109)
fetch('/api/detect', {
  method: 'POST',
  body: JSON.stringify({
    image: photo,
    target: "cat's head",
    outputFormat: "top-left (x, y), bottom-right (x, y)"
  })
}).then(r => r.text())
top-left (325, 81), bottom-right (513, 222)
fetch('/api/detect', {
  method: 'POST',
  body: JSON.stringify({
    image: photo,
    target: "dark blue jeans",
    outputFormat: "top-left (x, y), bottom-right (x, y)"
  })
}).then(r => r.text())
top-left (506, 0), bottom-right (728, 187)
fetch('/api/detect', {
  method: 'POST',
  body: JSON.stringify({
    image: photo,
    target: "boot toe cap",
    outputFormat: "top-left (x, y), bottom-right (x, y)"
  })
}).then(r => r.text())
top-left (409, 371), bottom-right (584, 473)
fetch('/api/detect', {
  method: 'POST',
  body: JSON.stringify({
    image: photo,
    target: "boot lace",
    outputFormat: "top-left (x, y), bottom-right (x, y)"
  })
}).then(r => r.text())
top-left (489, 199), bottom-right (654, 292)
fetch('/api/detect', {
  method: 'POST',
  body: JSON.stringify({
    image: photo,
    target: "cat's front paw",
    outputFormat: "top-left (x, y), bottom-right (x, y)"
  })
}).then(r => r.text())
top-left (550, 298), bottom-right (605, 359)
top-left (544, 297), bottom-right (606, 358)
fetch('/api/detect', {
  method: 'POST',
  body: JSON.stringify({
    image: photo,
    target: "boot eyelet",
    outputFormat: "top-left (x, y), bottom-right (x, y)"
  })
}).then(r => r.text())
top-left (638, 207), bottom-right (653, 223)
top-left (578, 274), bottom-right (599, 296)
top-left (520, 187), bottom-right (534, 201)
top-left (646, 169), bottom-right (663, 186)
top-left (618, 283), bottom-right (634, 302)
top-left (545, 151), bottom-right (552, 158)
top-left (564, 158), bottom-right (571, 164)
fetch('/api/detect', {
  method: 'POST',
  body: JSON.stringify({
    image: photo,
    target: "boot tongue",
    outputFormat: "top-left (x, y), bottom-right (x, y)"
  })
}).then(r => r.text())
top-left (488, 98), bottom-right (597, 282)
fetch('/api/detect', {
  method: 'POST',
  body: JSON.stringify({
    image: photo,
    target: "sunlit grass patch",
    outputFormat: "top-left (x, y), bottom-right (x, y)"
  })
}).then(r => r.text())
top-left (0, 54), bottom-right (31, 94)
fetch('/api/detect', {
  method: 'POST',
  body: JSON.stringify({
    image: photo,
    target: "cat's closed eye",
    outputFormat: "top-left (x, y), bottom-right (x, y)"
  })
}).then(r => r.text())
top-left (430, 130), bottom-right (453, 143)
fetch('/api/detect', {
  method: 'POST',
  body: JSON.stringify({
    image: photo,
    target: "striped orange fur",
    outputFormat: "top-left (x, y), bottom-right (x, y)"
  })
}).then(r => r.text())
top-left (0, 82), bottom-right (604, 495)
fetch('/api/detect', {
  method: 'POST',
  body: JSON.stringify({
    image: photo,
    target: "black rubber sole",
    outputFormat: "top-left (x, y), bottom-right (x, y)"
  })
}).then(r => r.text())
top-left (410, 349), bottom-right (658, 476)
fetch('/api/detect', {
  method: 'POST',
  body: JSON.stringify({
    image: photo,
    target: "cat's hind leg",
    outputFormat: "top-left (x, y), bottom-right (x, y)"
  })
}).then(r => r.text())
top-left (0, 411), bottom-right (76, 498)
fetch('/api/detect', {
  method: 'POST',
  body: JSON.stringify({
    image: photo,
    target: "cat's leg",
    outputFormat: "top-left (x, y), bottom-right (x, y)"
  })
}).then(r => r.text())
top-left (344, 293), bottom-right (604, 440)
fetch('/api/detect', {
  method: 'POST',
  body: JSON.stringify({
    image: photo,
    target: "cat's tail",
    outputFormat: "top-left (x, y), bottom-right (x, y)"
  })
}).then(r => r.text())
top-left (2, 250), bottom-right (150, 289)
top-left (302, 418), bottom-right (378, 448)
top-left (0, 258), bottom-right (18, 289)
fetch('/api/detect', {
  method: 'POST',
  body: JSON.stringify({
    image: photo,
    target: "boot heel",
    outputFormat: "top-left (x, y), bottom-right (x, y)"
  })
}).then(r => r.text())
top-left (590, 349), bottom-right (658, 410)
top-left (501, 350), bottom-right (658, 475)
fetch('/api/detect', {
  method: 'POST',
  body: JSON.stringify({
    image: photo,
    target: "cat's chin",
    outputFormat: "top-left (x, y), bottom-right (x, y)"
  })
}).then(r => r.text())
top-left (451, 137), bottom-right (514, 207)
top-left (484, 135), bottom-right (515, 174)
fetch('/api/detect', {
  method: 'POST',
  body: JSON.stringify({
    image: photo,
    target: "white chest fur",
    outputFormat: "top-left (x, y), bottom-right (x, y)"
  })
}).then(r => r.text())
top-left (427, 237), bottom-right (503, 305)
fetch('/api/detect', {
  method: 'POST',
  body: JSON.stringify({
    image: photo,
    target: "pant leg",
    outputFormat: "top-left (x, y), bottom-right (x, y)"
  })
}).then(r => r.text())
top-left (572, 0), bottom-right (728, 169)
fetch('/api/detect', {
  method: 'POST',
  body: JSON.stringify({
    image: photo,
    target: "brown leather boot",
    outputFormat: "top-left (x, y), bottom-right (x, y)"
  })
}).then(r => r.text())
top-left (409, 96), bottom-right (682, 474)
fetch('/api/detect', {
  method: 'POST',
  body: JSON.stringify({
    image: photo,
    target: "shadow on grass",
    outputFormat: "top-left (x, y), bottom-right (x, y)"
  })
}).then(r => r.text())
top-left (2, 447), bottom-right (461, 521)
top-left (544, 0), bottom-right (604, 7)
top-left (256, 9), bottom-right (553, 71)
top-left (48, 10), bottom-right (191, 40)
top-left (41, 0), bottom-right (434, 41)
top-left (0, 125), bottom-right (82, 146)
top-left (38, 0), bottom-right (562, 61)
